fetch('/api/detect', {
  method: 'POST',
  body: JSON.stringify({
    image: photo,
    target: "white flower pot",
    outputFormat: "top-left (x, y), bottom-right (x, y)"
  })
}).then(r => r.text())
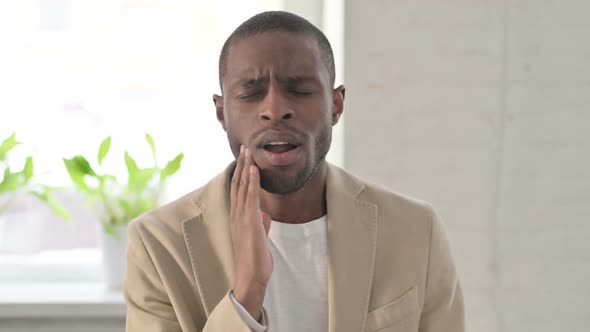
top-left (0, 197), bottom-right (44, 254)
top-left (100, 223), bottom-right (128, 291)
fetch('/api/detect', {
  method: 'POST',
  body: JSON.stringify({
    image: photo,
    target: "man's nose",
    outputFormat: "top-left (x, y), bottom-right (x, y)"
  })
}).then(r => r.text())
top-left (259, 88), bottom-right (294, 122)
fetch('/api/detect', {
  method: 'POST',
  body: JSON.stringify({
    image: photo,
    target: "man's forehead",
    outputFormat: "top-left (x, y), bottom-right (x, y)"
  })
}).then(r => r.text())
top-left (230, 66), bottom-right (320, 81)
top-left (228, 32), bottom-right (319, 65)
top-left (224, 32), bottom-right (327, 87)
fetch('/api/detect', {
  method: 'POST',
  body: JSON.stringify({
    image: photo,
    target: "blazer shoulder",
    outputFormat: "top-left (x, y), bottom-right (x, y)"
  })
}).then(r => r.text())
top-left (328, 163), bottom-right (433, 215)
top-left (128, 163), bottom-right (231, 251)
top-left (356, 175), bottom-right (436, 231)
top-left (128, 186), bottom-right (204, 244)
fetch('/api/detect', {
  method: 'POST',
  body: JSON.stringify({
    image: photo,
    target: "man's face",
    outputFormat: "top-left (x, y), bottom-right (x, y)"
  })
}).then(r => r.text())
top-left (214, 31), bottom-right (344, 194)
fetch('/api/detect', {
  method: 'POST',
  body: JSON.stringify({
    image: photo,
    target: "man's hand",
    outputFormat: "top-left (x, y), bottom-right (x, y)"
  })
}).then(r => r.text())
top-left (230, 146), bottom-right (273, 321)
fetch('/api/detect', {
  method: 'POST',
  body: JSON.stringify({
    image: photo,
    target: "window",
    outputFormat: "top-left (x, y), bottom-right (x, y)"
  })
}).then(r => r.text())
top-left (0, 0), bottom-right (343, 282)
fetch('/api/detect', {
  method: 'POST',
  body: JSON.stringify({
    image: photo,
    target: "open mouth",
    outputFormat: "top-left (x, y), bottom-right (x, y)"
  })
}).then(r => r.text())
top-left (260, 141), bottom-right (300, 166)
top-left (263, 142), bottom-right (298, 153)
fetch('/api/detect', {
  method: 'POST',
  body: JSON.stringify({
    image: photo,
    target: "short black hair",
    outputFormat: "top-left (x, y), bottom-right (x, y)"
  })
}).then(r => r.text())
top-left (218, 11), bottom-right (335, 91)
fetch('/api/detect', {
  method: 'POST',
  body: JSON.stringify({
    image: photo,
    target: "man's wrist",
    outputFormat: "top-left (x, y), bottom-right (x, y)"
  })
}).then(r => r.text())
top-left (233, 281), bottom-right (267, 321)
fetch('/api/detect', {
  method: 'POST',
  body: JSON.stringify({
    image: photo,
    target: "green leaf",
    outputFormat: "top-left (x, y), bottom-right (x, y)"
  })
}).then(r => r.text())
top-left (0, 167), bottom-right (25, 193)
top-left (145, 133), bottom-right (156, 163)
top-left (161, 153), bottom-right (184, 181)
top-left (32, 187), bottom-right (72, 221)
top-left (137, 194), bottom-right (156, 215)
top-left (46, 193), bottom-right (71, 221)
top-left (97, 136), bottom-right (111, 166)
top-left (23, 156), bottom-right (34, 181)
top-left (98, 174), bottom-right (117, 189)
top-left (102, 223), bottom-right (125, 240)
top-left (73, 155), bottom-right (97, 176)
top-left (130, 168), bottom-right (157, 192)
top-left (103, 223), bottom-right (116, 236)
top-left (124, 151), bottom-right (139, 176)
top-left (63, 157), bottom-right (92, 193)
top-left (0, 133), bottom-right (21, 160)
top-left (118, 199), bottom-right (134, 216)
top-left (125, 151), bottom-right (156, 192)
top-left (31, 190), bottom-right (47, 201)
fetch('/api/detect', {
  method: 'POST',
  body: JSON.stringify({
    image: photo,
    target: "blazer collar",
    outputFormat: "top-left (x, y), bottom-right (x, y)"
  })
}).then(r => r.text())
top-left (182, 163), bottom-right (235, 316)
top-left (182, 163), bottom-right (378, 332)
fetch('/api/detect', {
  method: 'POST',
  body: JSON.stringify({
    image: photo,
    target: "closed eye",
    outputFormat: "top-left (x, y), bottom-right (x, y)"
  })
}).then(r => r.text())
top-left (288, 90), bottom-right (312, 96)
top-left (238, 91), bottom-right (264, 100)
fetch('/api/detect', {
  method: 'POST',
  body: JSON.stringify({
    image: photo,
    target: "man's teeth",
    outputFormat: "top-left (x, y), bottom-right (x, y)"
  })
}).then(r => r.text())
top-left (267, 142), bottom-right (289, 145)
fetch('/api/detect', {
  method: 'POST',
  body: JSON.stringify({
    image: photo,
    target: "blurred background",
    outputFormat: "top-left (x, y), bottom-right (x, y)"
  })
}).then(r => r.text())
top-left (0, 0), bottom-right (588, 331)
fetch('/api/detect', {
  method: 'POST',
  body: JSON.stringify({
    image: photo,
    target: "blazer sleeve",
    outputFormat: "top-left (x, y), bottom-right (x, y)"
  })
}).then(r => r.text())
top-left (204, 292), bottom-right (269, 331)
top-left (124, 220), bottom-right (261, 332)
top-left (419, 208), bottom-right (466, 332)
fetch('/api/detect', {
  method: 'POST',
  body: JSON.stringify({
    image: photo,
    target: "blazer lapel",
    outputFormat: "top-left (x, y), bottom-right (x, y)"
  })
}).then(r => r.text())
top-left (326, 164), bottom-right (379, 332)
top-left (181, 162), bottom-right (379, 330)
top-left (182, 163), bottom-right (236, 316)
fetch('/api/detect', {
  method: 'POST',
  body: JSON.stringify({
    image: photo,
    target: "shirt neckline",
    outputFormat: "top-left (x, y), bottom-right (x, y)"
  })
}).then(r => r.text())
top-left (268, 215), bottom-right (327, 240)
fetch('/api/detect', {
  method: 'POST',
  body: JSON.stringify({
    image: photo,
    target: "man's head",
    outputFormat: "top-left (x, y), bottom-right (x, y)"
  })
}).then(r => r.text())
top-left (213, 11), bottom-right (345, 195)
top-left (218, 11), bottom-right (336, 90)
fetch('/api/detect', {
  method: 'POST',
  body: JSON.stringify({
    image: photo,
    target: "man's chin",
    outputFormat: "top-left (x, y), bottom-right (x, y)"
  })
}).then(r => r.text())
top-left (259, 168), bottom-right (308, 195)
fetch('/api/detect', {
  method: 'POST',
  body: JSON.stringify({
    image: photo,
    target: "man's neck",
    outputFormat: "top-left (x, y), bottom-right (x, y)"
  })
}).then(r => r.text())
top-left (260, 162), bottom-right (327, 224)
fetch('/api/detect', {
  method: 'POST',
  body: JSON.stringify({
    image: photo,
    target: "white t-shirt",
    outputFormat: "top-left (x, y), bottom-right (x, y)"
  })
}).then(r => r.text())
top-left (231, 215), bottom-right (329, 331)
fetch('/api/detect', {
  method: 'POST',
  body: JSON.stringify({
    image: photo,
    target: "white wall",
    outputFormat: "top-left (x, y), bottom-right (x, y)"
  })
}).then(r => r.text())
top-left (343, 1), bottom-right (590, 331)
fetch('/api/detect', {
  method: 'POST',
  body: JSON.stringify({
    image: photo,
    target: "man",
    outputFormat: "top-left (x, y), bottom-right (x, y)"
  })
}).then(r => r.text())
top-left (125, 11), bottom-right (464, 332)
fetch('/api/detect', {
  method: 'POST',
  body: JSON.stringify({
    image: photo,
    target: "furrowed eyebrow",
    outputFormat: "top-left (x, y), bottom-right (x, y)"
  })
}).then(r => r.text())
top-left (229, 75), bottom-right (319, 91)
top-left (233, 77), bottom-right (269, 90)
top-left (283, 75), bottom-right (318, 85)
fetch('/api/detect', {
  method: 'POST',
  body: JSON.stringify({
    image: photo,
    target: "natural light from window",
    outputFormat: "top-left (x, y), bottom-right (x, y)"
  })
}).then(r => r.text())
top-left (0, 0), bottom-right (343, 283)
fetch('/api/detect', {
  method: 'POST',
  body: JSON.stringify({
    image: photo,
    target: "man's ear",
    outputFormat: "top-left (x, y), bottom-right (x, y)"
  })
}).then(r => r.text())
top-left (213, 94), bottom-right (226, 131)
top-left (331, 85), bottom-right (345, 125)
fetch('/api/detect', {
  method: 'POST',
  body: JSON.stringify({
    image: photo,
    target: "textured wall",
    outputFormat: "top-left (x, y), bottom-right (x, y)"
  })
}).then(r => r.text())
top-left (343, 1), bottom-right (590, 331)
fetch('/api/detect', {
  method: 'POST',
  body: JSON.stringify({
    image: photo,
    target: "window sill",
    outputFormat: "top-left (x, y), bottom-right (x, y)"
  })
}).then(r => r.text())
top-left (0, 248), bottom-right (103, 283)
top-left (0, 282), bottom-right (125, 318)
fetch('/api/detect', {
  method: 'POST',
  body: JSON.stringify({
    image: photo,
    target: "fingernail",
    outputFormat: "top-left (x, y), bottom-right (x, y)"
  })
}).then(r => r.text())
top-left (240, 145), bottom-right (244, 154)
top-left (244, 148), bottom-right (249, 157)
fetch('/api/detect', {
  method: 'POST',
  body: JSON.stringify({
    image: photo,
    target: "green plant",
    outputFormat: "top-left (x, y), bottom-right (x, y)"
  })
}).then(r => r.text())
top-left (63, 134), bottom-right (183, 236)
top-left (0, 133), bottom-right (69, 219)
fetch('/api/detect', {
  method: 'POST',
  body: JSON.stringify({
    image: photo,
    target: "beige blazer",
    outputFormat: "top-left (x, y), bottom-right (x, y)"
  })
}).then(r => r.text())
top-left (125, 163), bottom-right (464, 332)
